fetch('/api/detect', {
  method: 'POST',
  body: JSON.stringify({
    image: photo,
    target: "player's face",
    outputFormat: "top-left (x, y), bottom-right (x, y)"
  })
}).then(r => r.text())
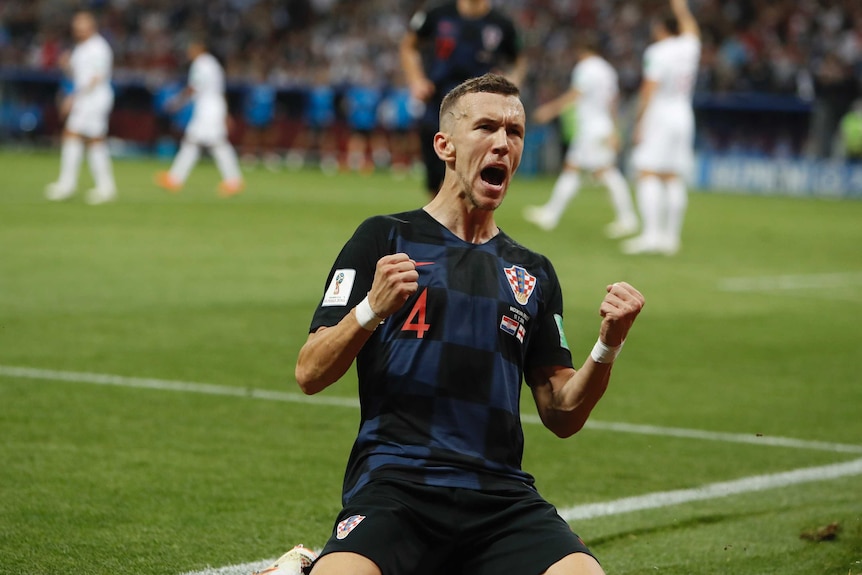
top-left (71, 14), bottom-right (94, 42)
top-left (450, 92), bottom-right (525, 211)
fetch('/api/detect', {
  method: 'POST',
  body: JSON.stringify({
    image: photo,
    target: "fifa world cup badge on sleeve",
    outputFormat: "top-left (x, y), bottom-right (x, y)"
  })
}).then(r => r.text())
top-left (504, 265), bottom-right (536, 305)
top-left (322, 269), bottom-right (356, 307)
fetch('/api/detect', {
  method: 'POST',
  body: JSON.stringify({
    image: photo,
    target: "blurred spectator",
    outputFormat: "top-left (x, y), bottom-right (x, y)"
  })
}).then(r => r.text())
top-left (808, 51), bottom-right (859, 159)
top-left (840, 98), bottom-right (862, 162)
top-left (2, 0), bottom-right (862, 161)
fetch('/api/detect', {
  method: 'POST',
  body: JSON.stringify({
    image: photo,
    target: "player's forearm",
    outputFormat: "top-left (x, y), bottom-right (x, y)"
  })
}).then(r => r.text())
top-left (295, 312), bottom-right (374, 395)
top-left (399, 35), bottom-right (426, 86)
top-left (506, 55), bottom-right (528, 88)
top-left (670, 0), bottom-right (699, 36)
top-left (543, 360), bottom-right (612, 437)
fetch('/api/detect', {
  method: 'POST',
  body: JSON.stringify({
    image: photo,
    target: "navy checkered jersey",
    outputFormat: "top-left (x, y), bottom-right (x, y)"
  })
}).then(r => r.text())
top-left (411, 2), bottom-right (521, 126)
top-left (309, 210), bottom-right (573, 504)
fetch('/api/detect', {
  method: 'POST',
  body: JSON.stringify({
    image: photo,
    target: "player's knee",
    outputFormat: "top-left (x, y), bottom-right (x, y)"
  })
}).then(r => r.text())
top-left (542, 552), bottom-right (605, 575)
top-left (309, 551), bottom-right (381, 575)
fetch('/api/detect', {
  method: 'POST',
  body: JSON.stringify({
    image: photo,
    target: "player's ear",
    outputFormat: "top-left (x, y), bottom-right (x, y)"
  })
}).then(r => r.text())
top-left (434, 132), bottom-right (455, 161)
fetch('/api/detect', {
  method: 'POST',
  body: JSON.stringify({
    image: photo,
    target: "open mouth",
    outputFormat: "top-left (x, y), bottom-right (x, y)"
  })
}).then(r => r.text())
top-left (481, 166), bottom-right (507, 186)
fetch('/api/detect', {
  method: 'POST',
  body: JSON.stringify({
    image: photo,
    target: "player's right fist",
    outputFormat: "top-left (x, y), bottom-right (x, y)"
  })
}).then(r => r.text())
top-left (368, 253), bottom-right (419, 318)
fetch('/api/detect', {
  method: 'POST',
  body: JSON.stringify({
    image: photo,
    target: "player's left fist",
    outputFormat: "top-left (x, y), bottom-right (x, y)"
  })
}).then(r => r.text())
top-left (598, 282), bottom-right (644, 347)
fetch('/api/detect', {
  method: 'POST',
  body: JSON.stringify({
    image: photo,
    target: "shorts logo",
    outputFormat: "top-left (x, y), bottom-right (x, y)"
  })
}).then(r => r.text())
top-left (336, 514), bottom-right (366, 540)
top-left (322, 269), bottom-right (356, 307)
top-left (504, 265), bottom-right (537, 305)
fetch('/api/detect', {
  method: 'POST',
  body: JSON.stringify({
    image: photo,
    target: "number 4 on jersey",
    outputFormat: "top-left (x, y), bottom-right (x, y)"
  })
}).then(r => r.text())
top-left (401, 288), bottom-right (431, 338)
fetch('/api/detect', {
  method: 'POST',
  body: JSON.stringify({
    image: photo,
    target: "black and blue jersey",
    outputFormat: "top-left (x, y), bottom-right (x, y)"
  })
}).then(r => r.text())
top-left (310, 210), bottom-right (573, 505)
top-left (412, 1), bottom-right (521, 126)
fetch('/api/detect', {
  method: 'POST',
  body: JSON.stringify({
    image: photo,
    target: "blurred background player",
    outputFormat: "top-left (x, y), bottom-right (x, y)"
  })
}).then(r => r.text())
top-left (623, 0), bottom-right (701, 256)
top-left (240, 57), bottom-right (280, 171)
top-left (400, 0), bottom-right (526, 195)
top-left (343, 64), bottom-right (385, 173)
top-left (524, 34), bottom-right (638, 238)
top-left (155, 38), bottom-right (244, 197)
top-left (45, 10), bottom-right (116, 205)
top-left (377, 73), bottom-right (421, 178)
top-left (285, 69), bottom-right (338, 174)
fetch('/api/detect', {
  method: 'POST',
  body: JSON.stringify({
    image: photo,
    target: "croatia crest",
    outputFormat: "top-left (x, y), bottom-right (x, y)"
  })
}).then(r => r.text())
top-left (336, 514), bottom-right (366, 540)
top-left (504, 265), bottom-right (537, 305)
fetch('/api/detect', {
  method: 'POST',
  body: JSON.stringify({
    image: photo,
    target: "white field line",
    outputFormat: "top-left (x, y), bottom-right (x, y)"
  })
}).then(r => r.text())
top-left (3, 364), bottom-right (862, 455)
top-left (718, 272), bottom-right (862, 293)
top-left (559, 456), bottom-right (862, 521)
top-left (177, 456), bottom-right (862, 575)
top-left (3, 364), bottom-right (860, 575)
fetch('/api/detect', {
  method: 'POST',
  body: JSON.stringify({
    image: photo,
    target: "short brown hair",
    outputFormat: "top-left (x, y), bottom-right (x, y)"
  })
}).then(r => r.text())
top-left (439, 74), bottom-right (520, 127)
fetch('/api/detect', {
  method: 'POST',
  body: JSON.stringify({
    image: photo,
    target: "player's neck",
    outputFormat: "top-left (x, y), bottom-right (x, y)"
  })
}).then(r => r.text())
top-left (457, 0), bottom-right (491, 19)
top-left (424, 196), bottom-right (499, 245)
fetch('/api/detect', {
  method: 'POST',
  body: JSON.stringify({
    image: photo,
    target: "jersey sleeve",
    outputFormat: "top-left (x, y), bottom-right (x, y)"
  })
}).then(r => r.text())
top-left (524, 257), bottom-right (574, 379)
top-left (642, 44), bottom-right (662, 82)
top-left (498, 16), bottom-right (522, 62)
top-left (410, 4), bottom-right (438, 39)
top-left (308, 216), bottom-right (394, 333)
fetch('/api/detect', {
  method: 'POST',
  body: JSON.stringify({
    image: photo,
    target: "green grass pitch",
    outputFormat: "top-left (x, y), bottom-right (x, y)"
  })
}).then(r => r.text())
top-left (1, 150), bottom-right (861, 575)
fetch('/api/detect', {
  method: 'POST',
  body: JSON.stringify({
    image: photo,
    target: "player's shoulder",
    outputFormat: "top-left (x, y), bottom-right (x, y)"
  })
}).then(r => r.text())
top-left (353, 210), bottom-right (424, 238)
top-left (496, 232), bottom-right (557, 279)
top-left (414, 1), bottom-right (456, 24)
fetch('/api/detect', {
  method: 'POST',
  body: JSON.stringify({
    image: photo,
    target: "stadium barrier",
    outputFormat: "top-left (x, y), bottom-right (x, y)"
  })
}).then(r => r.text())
top-left (3, 68), bottom-right (860, 197)
top-left (695, 153), bottom-right (862, 199)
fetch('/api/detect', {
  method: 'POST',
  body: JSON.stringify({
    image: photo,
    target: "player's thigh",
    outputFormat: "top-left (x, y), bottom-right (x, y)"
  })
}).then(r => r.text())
top-left (315, 479), bottom-right (452, 575)
top-left (462, 487), bottom-right (598, 575)
top-left (543, 552), bottom-right (605, 575)
top-left (570, 134), bottom-right (614, 172)
top-left (310, 551), bottom-right (381, 575)
top-left (66, 95), bottom-right (111, 139)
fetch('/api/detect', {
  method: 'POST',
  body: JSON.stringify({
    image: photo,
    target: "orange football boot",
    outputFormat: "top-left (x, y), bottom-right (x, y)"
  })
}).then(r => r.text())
top-left (154, 171), bottom-right (182, 193)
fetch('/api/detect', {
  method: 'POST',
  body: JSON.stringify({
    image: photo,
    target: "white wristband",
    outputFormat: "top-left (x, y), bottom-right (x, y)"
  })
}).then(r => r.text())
top-left (590, 337), bottom-right (624, 364)
top-left (355, 295), bottom-right (383, 331)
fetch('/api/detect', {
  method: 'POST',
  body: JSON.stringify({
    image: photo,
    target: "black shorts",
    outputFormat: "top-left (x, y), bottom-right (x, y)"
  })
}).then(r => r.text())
top-left (316, 478), bottom-right (596, 575)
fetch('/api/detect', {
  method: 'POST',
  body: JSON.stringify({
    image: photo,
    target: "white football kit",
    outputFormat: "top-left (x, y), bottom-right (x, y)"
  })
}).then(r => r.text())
top-left (185, 53), bottom-right (229, 145)
top-left (566, 55), bottom-right (618, 171)
top-left (632, 33), bottom-right (701, 176)
top-left (66, 33), bottom-right (114, 138)
top-left (162, 51), bottom-right (242, 192)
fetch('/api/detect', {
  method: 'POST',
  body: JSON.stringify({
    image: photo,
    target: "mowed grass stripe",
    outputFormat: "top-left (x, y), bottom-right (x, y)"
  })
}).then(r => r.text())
top-left (4, 364), bottom-right (861, 455)
top-left (177, 458), bottom-right (862, 575)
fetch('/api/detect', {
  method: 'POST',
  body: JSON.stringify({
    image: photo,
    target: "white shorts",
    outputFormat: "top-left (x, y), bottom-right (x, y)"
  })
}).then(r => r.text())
top-left (185, 96), bottom-right (228, 146)
top-left (66, 89), bottom-right (113, 139)
top-left (565, 128), bottom-right (616, 172)
top-left (631, 105), bottom-right (695, 176)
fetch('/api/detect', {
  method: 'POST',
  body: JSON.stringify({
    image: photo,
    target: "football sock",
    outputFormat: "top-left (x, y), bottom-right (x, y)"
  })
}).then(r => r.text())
top-left (170, 141), bottom-right (200, 184)
top-left (544, 170), bottom-right (580, 221)
top-left (601, 167), bottom-right (637, 225)
top-left (57, 136), bottom-right (84, 189)
top-left (665, 176), bottom-right (688, 244)
top-left (636, 175), bottom-right (664, 242)
top-left (87, 141), bottom-right (115, 191)
top-left (211, 140), bottom-right (242, 182)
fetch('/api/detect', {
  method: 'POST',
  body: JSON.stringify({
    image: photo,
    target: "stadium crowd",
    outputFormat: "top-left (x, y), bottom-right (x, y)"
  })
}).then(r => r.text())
top-left (1, 0), bottom-right (861, 158)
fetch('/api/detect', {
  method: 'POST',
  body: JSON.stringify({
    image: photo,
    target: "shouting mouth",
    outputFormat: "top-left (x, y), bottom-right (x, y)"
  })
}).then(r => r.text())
top-left (481, 166), bottom-right (507, 187)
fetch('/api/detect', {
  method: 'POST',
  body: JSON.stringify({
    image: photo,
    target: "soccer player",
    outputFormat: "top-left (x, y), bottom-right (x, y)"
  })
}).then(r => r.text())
top-left (155, 38), bottom-right (244, 197)
top-left (524, 35), bottom-right (638, 237)
top-left (623, 0), bottom-right (701, 255)
top-left (45, 10), bottom-right (116, 205)
top-left (295, 74), bottom-right (644, 575)
top-left (400, 0), bottom-right (526, 195)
